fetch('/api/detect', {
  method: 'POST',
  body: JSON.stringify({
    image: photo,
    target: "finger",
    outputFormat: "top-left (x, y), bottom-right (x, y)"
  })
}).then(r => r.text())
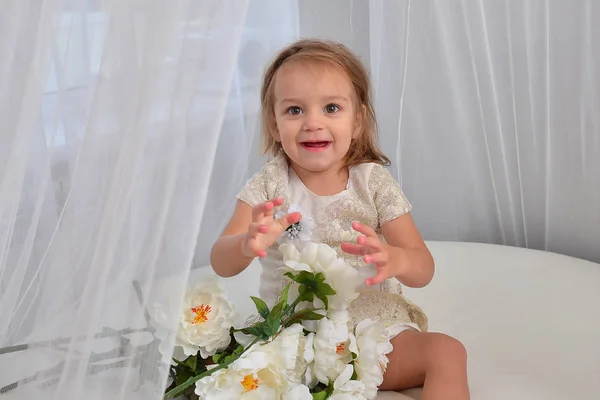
top-left (340, 242), bottom-right (370, 256)
top-left (252, 201), bottom-right (273, 222)
top-left (352, 221), bottom-right (378, 238)
top-left (244, 237), bottom-right (267, 258)
top-left (270, 197), bottom-right (285, 207)
top-left (256, 249), bottom-right (267, 258)
top-left (263, 197), bottom-right (284, 219)
top-left (275, 212), bottom-right (301, 231)
top-left (357, 235), bottom-right (383, 252)
top-left (248, 222), bottom-right (269, 236)
top-left (365, 267), bottom-right (390, 286)
top-left (363, 251), bottom-right (388, 265)
top-left (250, 244), bottom-right (267, 258)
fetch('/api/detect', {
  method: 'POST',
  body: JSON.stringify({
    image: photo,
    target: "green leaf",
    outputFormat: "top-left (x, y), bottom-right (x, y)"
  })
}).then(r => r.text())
top-left (312, 391), bottom-right (328, 400)
top-left (315, 291), bottom-right (329, 309)
top-left (271, 302), bottom-right (284, 320)
top-left (297, 271), bottom-right (317, 284)
top-left (287, 308), bottom-right (325, 325)
top-left (183, 355), bottom-right (197, 371)
top-left (264, 311), bottom-right (281, 337)
top-left (326, 378), bottom-right (336, 395)
top-left (298, 311), bottom-right (325, 321)
top-left (283, 271), bottom-right (296, 281)
top-left (250, 296), bottom-right (270, 319)
top-left (212, 354), bottom-right (222, 364)
top-left (316, 282), bottom-right (336, 296)
top-left (239, 324), bottom-right (266, 339)
top-left (175, 367), bottom-right (194, 386)
top-left (286, 270), bottom-right (317, 285)
top-left (279, 284), bottom-right (290, 309)
top-left (218, 344), bottom-right (245, 365)
top-left (172, 355), bottom-right (200, 372)
top-left (298, 285), bottom-right (315, 303)
top-left (314, 272), bottom-right (326, 283)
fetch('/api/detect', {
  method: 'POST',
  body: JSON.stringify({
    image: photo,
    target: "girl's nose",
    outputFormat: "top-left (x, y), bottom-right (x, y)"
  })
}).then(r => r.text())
top-left (302, 110), bottom-right (324, 131)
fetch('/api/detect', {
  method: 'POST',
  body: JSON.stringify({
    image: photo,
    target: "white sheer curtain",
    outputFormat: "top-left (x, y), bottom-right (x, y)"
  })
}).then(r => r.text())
top-left (0, 0), bottom-right (297, 399)
top-left (367, 0), bottom-right (600, 263)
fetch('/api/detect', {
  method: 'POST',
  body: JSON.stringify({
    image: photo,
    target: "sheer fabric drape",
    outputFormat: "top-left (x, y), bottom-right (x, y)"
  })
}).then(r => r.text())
top-left (368, 0), bottom-right (600, 262)
top-left (0, 0), bottom-right (297, 398)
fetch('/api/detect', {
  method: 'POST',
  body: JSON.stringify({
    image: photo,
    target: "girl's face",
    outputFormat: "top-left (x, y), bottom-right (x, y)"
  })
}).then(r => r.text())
top-left (272, 62), bottom-right (361, 175)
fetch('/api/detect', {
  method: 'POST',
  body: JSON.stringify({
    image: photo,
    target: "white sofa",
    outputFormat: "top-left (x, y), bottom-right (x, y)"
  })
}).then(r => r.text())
top-left (216, 241), bottom-right (600, 400)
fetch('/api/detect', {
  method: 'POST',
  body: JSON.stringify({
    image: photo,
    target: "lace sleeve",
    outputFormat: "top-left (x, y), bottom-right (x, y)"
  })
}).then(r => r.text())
top-left (237, 171), bottom-right (268, 207)
top-left (368, 164), bottom-right (412, 226)
top-left (236, 156), bottom-right (285, 207)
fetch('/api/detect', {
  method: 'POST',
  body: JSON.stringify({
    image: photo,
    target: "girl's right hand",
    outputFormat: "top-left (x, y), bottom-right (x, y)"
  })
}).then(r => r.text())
top-left (242, 198), bottom-right (301, 258)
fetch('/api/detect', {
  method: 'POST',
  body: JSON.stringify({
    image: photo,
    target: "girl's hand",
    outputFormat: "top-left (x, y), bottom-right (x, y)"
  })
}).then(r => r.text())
top-left (242, 198), bottom-right (301, 258)
top-left (341, 222), bottom-right (404, 286)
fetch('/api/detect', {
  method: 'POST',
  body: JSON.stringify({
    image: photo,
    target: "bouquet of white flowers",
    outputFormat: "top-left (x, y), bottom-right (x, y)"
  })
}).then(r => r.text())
top-left (161, 242), bottom-right (399, 400)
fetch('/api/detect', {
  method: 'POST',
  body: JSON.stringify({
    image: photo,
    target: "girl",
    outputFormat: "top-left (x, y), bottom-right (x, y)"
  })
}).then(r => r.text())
top-left (210, 39), bottom-right (469, 399)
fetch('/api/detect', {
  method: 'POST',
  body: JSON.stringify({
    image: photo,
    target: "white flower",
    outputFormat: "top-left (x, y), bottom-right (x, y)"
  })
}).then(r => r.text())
top-left (279, 242), bottom-right (362, 314)
top-left (312, 316), bottom-right (354, 385)
top-left (283, 383), bottom-right (313, 400)
top-left (276, 203), bottom-right (314, 245)
top-left (150, 277), bottom-right (234, 363)
top-left (302, 332), bottom-right (317, 387)
top-left (175, 276), bottom-right (235, 359)
top-left (195, 345), bottom-right (287, 400)
top-left (261, 324), bottom-right (310, 384)
top-left (353, 318), bottom-right (398, 399)
top-left (329, 365), bottom-right (368, 400)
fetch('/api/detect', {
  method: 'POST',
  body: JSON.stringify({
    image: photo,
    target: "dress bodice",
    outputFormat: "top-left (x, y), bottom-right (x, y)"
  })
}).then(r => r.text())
top-left (237, 155), bottom-right (413, 306)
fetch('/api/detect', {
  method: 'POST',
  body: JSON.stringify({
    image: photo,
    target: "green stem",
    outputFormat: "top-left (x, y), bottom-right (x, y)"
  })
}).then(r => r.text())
top-left (163, 336), bottom-right (262, 399)
top-left (285, 297), bottom-right (303, 317)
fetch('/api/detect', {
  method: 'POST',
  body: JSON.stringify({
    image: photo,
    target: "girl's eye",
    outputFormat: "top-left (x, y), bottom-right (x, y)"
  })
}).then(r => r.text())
top-left (325, 104), bottom-right (340, 113)
top-left (287, 106), bottom-right (302, 115)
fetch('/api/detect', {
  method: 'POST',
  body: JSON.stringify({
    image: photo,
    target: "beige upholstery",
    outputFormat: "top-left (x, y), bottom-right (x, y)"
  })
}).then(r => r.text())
top-left (214, 241), bottom-right (600, 399)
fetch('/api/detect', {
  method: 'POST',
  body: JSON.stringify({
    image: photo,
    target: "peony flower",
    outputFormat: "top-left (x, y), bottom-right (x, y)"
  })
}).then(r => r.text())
top-left (283, 383), bottom-right (313, 400)
top-left (352, 318), bottom-right (400, 399)
top-left (261, 324), bottom-right (310, 385)
top-left (301, 332), bottom-right (317, 388)
top-left (328, 364), bottom-right (368, 400)
top-left (175, 276), bottom-right (236, 359)
top-left (311, 316), bottom-right (355, 385)
top-left (195, 348), bottom-right (285, 400)
top-left (150, 276), bottom-right (234, 363)
top-left (278, 242), bottom-right (362, 314)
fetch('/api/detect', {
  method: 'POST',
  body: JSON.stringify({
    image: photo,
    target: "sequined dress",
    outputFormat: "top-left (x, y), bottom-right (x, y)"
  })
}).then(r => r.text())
top-left (237, 155), bottom-right (428, 333)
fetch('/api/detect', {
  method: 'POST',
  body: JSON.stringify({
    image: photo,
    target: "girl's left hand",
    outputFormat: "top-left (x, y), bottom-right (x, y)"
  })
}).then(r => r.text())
top-left (340, 222), bottom-right (403, 286)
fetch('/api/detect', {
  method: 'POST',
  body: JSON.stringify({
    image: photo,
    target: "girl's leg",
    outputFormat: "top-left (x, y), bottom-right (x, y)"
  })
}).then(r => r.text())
top-left (379, 330), bottom-right (470, 400)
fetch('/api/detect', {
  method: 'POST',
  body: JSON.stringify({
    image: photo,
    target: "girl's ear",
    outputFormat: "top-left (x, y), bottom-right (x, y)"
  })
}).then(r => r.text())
top-left (271, 128), bottom-right (281, 142)
top-left (269, 116), bottom-right (281, 142)
top-left (353, 104), bottom-right (367, 139)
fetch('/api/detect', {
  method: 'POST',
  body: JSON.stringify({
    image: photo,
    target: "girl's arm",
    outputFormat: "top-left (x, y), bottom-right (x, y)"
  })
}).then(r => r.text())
top-left (380, 213), bottom-right (435, 288)
top-left (210, 201), bottom-right (256, 277)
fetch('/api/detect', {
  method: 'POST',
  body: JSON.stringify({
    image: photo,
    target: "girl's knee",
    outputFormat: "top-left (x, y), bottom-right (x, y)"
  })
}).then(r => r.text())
top-left (426, 333), bottom-right (467, 367)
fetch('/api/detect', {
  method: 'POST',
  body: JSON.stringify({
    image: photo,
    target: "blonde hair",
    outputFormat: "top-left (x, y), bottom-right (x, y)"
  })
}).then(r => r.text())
top-left (260, 38), bottom-right (390, 168)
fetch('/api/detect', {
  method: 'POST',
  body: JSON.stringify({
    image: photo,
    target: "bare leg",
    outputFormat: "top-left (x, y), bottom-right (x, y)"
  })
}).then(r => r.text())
top-left (379, 330), bottom-right (470, 400)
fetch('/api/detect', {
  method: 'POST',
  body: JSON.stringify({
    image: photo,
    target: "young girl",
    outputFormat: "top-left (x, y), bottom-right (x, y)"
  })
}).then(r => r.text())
top-left (210, 39), bottom-right (469, 399)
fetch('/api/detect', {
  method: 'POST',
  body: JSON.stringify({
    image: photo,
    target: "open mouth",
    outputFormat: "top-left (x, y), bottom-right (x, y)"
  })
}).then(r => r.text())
top-left (300, 141), bottom-right (331, 151)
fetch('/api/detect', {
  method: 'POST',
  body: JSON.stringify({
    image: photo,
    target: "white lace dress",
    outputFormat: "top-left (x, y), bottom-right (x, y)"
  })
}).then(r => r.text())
top-left (237, 155), bottom-right (428, 332)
